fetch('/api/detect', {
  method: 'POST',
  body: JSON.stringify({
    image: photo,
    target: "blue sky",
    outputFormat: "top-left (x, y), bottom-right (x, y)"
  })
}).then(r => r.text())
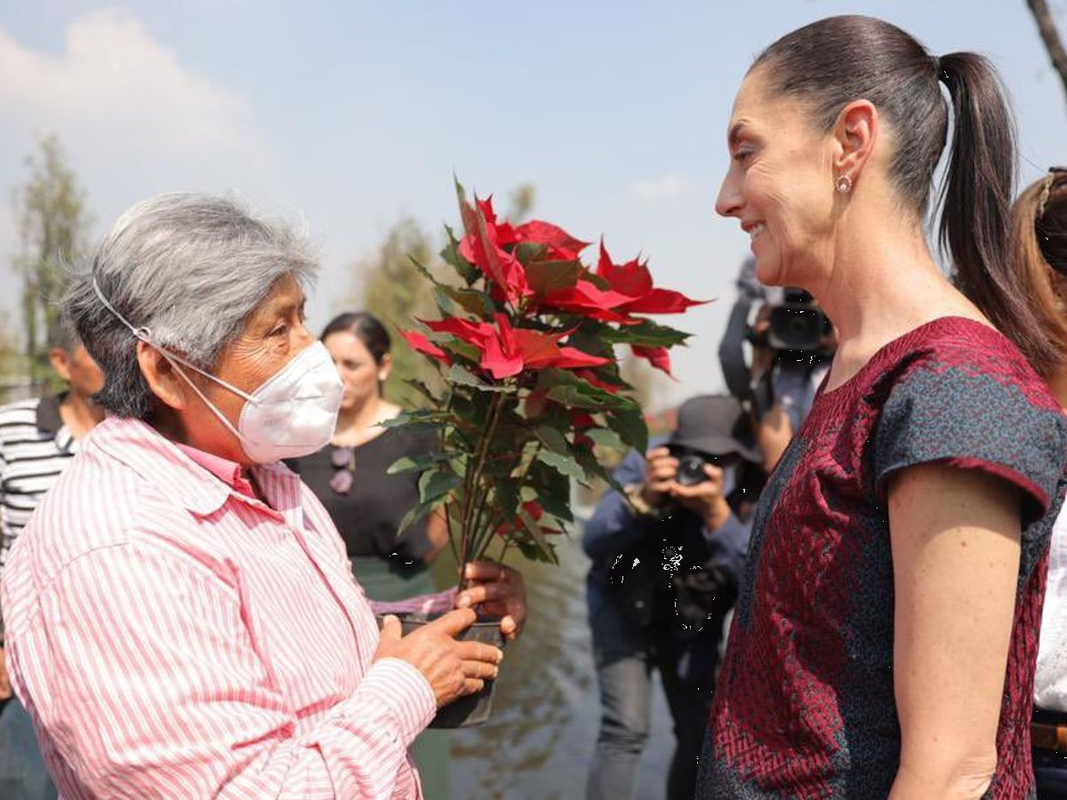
top-left (1, 1), bottom-right (1064, 409)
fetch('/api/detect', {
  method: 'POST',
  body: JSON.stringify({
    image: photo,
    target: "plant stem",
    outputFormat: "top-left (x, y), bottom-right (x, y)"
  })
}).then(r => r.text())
top-left (458, 389), bottom-right (508, 584)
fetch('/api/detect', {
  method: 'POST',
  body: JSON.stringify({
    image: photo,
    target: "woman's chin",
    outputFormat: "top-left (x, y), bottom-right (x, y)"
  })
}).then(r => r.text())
top-left (753, 252), bottom-right (784, 287)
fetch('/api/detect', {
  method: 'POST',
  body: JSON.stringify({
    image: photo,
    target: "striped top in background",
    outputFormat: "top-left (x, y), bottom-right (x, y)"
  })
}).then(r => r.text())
top-left (0, 395), bottom-right (77, 632)
top-left (2, 415), bottom-right (453, 799)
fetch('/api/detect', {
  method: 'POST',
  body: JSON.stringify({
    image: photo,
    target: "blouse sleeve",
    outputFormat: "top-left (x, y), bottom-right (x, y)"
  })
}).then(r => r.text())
top-left (872, 355), bottom-right (1067, 527)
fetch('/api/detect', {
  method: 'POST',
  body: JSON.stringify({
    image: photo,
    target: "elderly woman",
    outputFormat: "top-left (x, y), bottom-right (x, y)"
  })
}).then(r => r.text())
top-left (0, 194), bottom-right (525, 799)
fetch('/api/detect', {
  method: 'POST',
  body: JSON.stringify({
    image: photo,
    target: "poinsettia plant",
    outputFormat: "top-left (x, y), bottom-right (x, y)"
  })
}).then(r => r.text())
top-left (388, 181), bottom-right (704, 572)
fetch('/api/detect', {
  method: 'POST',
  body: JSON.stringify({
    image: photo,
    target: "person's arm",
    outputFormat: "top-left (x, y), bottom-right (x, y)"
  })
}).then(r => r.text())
top-left (422, 509), bottom-right (449, 564)
top-left (14, 542), bottom-right (440, 799)
top-left (886, 464), bottom-right (1021, 800)
top-left (580, 451), bottom-right (653, 562)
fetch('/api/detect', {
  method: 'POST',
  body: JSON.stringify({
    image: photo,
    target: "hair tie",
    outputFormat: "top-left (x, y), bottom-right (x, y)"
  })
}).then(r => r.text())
top-left (1038, 167), bottom-right (1066, 220)
top-left (934, 54), bottom-right (950, 83)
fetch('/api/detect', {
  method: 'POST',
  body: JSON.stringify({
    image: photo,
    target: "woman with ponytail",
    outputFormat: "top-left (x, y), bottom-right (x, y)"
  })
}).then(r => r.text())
top-left (699, 16), bottom-right (1067, 799)
top-left (1008, 169), bottom-right (1067, 796)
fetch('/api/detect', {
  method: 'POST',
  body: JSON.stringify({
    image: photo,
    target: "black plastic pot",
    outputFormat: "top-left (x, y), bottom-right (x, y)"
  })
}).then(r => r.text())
top-left (393, 612), bottom-right (506, 729)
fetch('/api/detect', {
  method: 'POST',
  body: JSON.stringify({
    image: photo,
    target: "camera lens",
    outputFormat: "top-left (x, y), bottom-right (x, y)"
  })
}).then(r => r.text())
top-left (676, 455), bottom-right (709, 486)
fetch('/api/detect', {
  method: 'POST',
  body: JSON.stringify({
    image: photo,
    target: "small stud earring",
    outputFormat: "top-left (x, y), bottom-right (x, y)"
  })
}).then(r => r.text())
top-left (835, 175), bottom-right (853, 194)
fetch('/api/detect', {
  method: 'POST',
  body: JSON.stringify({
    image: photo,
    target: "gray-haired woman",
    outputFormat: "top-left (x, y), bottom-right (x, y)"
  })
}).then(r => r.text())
top-left (0, 193), bottom-right (526, 799)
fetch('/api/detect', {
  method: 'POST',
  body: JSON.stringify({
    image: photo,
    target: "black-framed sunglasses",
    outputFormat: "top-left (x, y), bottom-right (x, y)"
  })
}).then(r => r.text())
top-left (329, 446), bottom-right (355, 495)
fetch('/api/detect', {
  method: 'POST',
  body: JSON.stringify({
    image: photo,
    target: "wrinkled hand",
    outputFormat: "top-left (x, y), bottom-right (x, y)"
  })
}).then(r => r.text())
top-left (641, 447), bottom-right (678, 508)
top-left (374, 609), bottom-right (503, 709)
top-left (455, 561), bottom-right (527, 641)
top-left (0, 646), bottom-right (11, 701)
top-left (669, 463), bottom-right (733, 531)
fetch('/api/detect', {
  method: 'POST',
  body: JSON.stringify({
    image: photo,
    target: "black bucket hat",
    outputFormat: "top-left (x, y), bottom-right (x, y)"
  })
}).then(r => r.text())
top-left (668, 394), bottom-right (761, 463)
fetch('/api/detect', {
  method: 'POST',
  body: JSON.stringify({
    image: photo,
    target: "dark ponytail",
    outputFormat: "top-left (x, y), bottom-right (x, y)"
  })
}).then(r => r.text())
top-left (937, 54), bottom-right (1051, 369)
top-left (755, 17), bottom-right (1052, 370)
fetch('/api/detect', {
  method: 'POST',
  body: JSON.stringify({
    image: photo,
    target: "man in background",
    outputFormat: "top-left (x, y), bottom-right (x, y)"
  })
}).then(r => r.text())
top-left (582, 395), bottom-right (764, 800)
top-left (0, 318), bottom-right (104, 799)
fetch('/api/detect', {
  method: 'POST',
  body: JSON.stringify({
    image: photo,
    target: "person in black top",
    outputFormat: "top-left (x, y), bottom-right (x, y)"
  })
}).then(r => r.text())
top-left (288, 311), bottom-right (451, 796)
top-left (291, 312), bottom-right (448, 589)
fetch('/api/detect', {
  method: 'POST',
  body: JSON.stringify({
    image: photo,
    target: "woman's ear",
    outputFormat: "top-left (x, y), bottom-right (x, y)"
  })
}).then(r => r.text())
top-left (378, 352), bottom-right (393, 383)
top-left (48, 348), bottom-right (72, 383)
top-left (832, 99), bottom-right (879, 188)
top-left (136, 342), bottom-right (188, 411)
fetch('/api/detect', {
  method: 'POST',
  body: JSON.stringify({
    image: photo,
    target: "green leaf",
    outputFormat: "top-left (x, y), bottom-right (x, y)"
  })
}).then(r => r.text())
top-left (441, 223), bottom-right (479, 284)
top-left (526, 259), bottom-right (582, 295)
top-left (403, 379), bottom-right (440, 406)
top-left (445, 363), bottom-right (517, 392)
top-left (584, 427), bottom-right (625, 451)
top-left (514, 242), bottom-right (549, 265)
top-left (493, 480), bottom-right (520, 522)
top-left (536, 449), bottom-right (586, 481)
top-left (532, 489), bottom-right (574, 523)
top-left (441, 285), bottom-right (493, 316)
top-left (541, 371), bottom-right (631, 411)
top-left (598, 319), bottom-right (692, 348)
top-left (535, 425), bottom-right (570, 454)
top-left (606, 404), bottom-right (649, 454)
top-left (515, 539), bottom-right (558, 565)
top-left (418, 468), bottom-right (462, 505)
top-left (517, 507), bottom-right (559, 565)
top-left (398, 501), bottom-right (434, 535)
top-left (387, 453), bottom-right (449, 474)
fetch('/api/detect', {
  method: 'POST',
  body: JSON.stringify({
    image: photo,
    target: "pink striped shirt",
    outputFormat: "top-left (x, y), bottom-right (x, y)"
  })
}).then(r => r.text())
top-left (1, 416), bottom-right (455, 799)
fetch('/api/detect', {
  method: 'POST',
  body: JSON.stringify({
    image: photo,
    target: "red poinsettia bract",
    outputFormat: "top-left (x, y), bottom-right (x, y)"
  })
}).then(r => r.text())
top-left (419, 315), bottom-right (609, 380)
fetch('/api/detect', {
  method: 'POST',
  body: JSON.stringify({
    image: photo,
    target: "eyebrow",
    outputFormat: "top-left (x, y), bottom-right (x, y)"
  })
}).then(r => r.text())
top-left (728, 122), bottom-right (747, 149)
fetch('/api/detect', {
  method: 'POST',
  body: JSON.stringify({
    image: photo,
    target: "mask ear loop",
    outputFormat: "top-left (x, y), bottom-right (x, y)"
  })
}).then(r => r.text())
top-left (91, 276), bottom-right (256, 445)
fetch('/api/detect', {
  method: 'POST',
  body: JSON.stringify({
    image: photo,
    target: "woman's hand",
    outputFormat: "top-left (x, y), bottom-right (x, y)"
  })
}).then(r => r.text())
top-left (454, 561), bottom-right (527, 641)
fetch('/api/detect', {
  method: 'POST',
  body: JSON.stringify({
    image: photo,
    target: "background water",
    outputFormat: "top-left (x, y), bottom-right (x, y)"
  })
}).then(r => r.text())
top-left (445, 534), bottom-right (676, 800)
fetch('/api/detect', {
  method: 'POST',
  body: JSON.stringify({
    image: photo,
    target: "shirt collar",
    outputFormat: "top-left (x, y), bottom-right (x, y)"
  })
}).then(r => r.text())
top-left (87, 416), bottom-right (291, 517)
top-left (174, 443), bottom-right (256, 499)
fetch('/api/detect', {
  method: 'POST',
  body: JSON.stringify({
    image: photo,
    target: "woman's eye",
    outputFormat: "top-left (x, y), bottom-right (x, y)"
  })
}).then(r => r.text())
top-left (733, 149), bottom-right (753, 164)
top-left (269, 325), bottom-right (287, 337)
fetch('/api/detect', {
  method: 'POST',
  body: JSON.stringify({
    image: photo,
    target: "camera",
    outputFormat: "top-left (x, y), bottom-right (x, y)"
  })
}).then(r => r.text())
top-left (675, 454), bottom-right (710, 487)
top-left (718, 259), bottom-right (837, 414)
top-left (757, 288), bottom-right (833, 353)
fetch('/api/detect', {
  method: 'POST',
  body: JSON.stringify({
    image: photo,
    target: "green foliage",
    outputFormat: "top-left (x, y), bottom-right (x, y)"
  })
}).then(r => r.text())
top-left (13, 134), bottom-right (90, 385)
top-left (354, 217), bottom-right (446, 409)
top-left (390, 181), bottom-right (697, 573)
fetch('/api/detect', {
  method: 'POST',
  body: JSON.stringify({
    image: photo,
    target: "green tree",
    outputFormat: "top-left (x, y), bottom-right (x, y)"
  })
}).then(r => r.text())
top-left (12, 134), bottom-right (90, 385)
top-left (353, 217), bottom-right (444, 409)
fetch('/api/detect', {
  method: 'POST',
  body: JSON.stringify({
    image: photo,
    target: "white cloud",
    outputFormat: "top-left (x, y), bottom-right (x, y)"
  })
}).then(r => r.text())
top-left (0, 9), bottom-right (272, 171)
top-left (630, 172), bottom-right (691, 200)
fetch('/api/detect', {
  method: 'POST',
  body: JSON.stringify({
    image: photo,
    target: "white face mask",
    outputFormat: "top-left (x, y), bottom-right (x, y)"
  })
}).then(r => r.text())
top-left (93, 278), bottom-right (343, 463)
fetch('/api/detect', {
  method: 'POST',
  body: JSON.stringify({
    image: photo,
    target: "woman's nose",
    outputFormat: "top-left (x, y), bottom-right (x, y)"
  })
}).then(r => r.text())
top-left (715, 173), bottom-right (743, 219)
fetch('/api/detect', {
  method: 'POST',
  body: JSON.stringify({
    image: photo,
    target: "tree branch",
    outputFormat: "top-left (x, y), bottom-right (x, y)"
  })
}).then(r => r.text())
top-left (1027, 0), bottom-right (1067, 101)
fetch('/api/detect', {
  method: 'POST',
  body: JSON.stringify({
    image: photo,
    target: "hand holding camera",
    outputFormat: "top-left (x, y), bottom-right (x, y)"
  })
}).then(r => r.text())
top-left (639, 446), bottom-right (733, 532)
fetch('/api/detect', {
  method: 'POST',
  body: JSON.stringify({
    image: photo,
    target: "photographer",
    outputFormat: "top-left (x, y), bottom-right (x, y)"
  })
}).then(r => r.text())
top-left (582, 395), bottom-right (763, 800)
top-left (719, 258), bottom-right (835, 471)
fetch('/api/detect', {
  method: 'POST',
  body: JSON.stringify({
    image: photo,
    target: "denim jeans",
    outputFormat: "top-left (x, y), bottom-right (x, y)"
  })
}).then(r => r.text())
top-left (586, 587), bottom-right (722, 800)
top-left (0, 697), bottom-right (57, 800)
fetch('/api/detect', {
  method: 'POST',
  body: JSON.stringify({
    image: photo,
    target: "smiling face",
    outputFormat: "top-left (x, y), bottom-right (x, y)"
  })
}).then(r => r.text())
top-left (716, 66), bottom-right (839, 288)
